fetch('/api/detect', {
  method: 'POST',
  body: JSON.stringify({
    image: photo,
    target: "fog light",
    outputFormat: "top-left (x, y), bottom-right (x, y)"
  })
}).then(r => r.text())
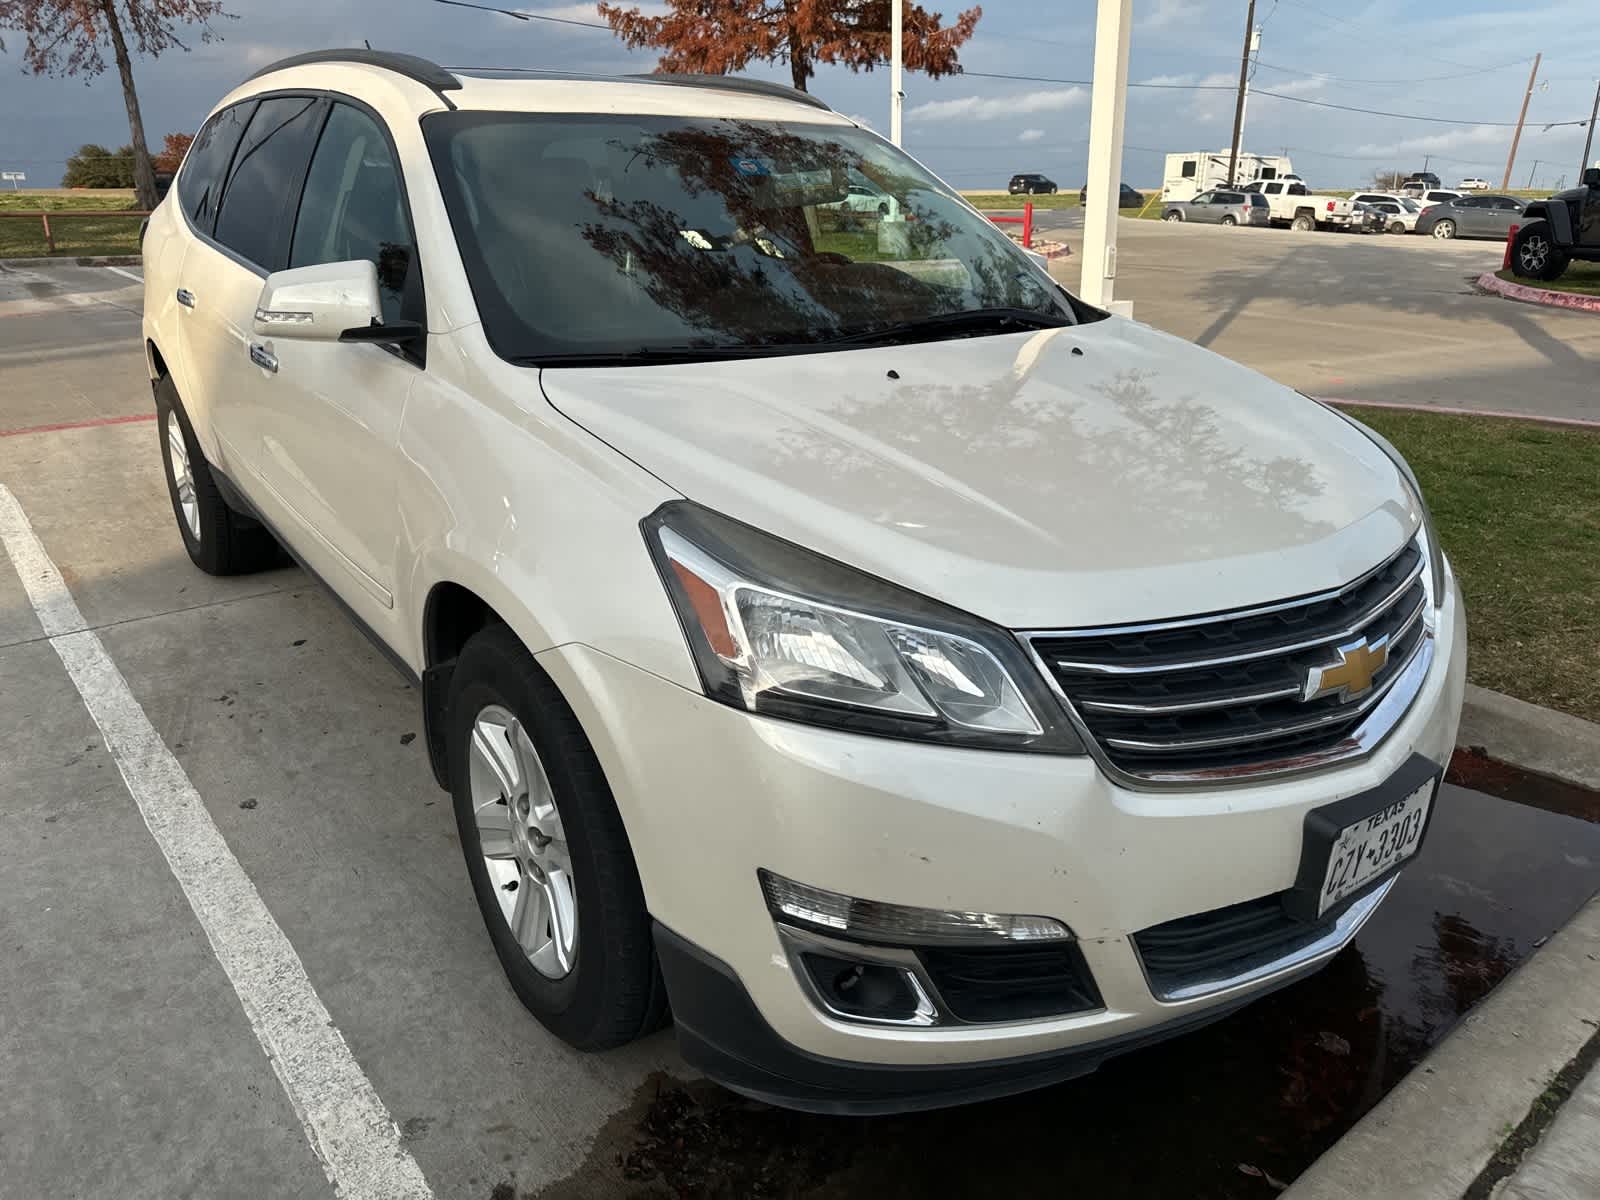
top-left (799, 952), bottom-right (935, 1025)
top-left (759, 869), bottom-right (1072, 945)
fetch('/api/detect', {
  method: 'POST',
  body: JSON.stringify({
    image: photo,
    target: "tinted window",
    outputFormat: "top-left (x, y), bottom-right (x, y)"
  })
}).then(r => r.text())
top-left (424, 112), bottom-right (1075, 362)
top-left (291, 103), bottom-right (416, 325)
top-left (1191, 191), bottom-right (1213, 204)
top-left (1492, 197), bottom-right (1522, 210)
top-left (213, 96), bottom-right (326, 269)
top-left (1215, 192), bottom-right (1241, 204)
top-left (1288, 183), bottom-right (1308, 195)
top-left (179, 103), bottom-right (253, 233)
top-left (1249, 194), bottom-right (1268, 207)
top-left (1181, 160), bottom-right (1196, 178)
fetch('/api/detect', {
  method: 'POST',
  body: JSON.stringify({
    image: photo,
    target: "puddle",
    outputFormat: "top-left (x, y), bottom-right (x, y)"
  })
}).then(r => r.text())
top-left (538, 780), bottom-right (1600, 1200)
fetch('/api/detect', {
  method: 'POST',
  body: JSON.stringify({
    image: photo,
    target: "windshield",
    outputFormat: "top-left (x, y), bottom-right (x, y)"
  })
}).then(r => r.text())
top-left (422, 112), bottom-right (1080, 363)
top-left (1399, 198), bottom-right (1421, 213)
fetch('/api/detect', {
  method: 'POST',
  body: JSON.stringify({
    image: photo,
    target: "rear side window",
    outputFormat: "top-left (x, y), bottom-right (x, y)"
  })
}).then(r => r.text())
top-left (179, 103), bottom-right (253, 233)
top-left (290, 102), bottom-right (418, 325)
top-left (1249, 194), bottom-right (1268, 207)
top-left (213, 96), bottom-right (327, 270)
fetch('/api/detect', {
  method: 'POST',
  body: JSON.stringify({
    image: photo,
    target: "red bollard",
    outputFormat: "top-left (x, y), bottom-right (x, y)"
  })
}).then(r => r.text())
top-left (1502, 223), bottom-right (1519, 270)
top-left (1022, 202), bottom-right (1033, 249)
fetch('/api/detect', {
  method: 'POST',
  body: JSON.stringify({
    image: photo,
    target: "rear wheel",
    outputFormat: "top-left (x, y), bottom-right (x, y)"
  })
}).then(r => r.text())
top-left (1431, 220), bottom-right (1456, 240)
top-left (1388, 221), bottom-right (1406, 235)
top-left (448, 624), bottom-right (665, 1049)
top-left (1220, 215), bottom-right (1237, 226)
top-left (1510, 222), bottom-right (1569, 281)
top-left (1163, 210), bottom-right (1184, 222)
top-left (1291, 213), bottom-right (1315, 232)
top-left (155, 376), bottom-right (280, 576)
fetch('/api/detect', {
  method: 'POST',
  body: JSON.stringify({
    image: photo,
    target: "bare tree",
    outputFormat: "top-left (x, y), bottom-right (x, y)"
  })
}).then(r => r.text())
top-left (0, 1), bottom-right (232, 208)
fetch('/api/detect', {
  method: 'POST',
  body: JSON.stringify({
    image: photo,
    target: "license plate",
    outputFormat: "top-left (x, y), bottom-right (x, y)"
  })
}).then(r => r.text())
top-left (1283, 753), bottom-right (1441, 923)
top-left (1317, 778), bottom-right (1433, 916)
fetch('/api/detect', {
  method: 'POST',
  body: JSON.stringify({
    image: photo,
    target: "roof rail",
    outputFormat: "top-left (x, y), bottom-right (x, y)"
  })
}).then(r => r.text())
top-left (245, 50), bottom-right (461, 105)
top-left (625, 72), bottom-right (832, 112)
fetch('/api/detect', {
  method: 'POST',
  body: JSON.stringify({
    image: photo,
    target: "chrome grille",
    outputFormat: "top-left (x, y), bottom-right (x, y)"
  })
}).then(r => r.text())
top-left (1027, 540), bottom-right (1431, 784)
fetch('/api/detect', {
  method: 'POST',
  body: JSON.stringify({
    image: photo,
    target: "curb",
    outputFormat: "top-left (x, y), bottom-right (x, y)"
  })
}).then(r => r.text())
top-left (1320, 398), bottom-right (1600, 430)
top-left (1477, 270), bottom-right (1600, 313)
top-left (1285, 895), bottom-right (1600, 1200)
top-left (1458, 685), bottom-right (1600, 792)
top-left (0, 255), bottom-right (142, 268)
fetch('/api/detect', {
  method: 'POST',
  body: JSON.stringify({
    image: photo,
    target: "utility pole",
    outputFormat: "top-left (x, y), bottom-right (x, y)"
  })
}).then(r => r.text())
top-left (1226, 0), bottom-right (1258, 186)
top-left (1526, 159), bottom-right (1540, 190)
top-left (1502, 53), bottom-right (1542, 191)
top-left (1080, 0), bottom-right (1133, 310)
top-left (889, 0), bottom-right (904, 147)
top-left (1582, 79), bottom-right (1600, 178)
top-left (1422, 154), bottom-right (1431, 175)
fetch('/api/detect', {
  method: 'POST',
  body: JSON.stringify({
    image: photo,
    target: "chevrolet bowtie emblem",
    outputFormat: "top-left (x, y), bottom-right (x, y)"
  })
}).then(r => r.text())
top-left (1304, 637), bottom-right (1390, 703)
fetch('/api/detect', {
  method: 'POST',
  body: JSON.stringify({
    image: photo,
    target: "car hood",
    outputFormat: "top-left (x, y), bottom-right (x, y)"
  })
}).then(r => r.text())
top-left (539, 319), bottom-right (1417, 628)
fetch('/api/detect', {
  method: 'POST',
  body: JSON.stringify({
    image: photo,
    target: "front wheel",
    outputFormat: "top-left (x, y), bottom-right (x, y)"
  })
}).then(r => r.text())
top-left (448, 624), bottom-right (665, 1050)
top-left (1048, 186), bottom-right (1058, 195)
top-left (1510, 222), bottom-right (1569, 281)
top-left (1431, 220), bottom-right (1456, 240)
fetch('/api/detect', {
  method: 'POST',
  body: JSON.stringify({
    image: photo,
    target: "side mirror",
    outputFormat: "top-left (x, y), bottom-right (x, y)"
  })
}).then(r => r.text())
top-left (254, 260), bottom-right (392, 342)
top-left (1585, 167), bottom-right (1600, 188)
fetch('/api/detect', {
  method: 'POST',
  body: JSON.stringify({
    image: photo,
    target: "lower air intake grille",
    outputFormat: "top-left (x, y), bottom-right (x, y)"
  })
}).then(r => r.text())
top-left (917, 942), bottom-right (1102, 1023)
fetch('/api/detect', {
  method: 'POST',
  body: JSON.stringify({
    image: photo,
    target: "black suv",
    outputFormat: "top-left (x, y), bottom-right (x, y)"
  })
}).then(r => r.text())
top-left (1080, 182), bottom-right (1146, 208)
top-left (1008, 173), bottom-right (1058, 195)
top-left (1510, 168), bottom-right (1600, 281)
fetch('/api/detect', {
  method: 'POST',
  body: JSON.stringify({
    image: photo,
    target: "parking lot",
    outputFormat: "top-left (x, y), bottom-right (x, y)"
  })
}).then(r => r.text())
top-left (2, 225), bottom-right (1597, 1199)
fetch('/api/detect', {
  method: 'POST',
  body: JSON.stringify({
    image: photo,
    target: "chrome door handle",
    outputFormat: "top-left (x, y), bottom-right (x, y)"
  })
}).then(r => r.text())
top-left (249, 343), bottom-right (278, 373)
top-left (176, 288), bottom-right (196, 309)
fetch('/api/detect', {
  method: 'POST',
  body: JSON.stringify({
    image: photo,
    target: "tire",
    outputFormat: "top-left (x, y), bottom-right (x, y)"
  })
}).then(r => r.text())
top-left (1291, 213), bottom-right (1315, 232)
top-left (1510, 222), bottom-right (1569, 281)
top-left (1431, 220), bottom-right (1456, 240)
top-left (447, 624), bottom-right (666, 1050)
top-left (876, 201), bottom-right (888, 216)
top-left (1388, 222), bottom-right (1406, 235)
top-left (1048, 186), bottom-right (1058, 195)
top-left (1163, 210), bottom-right (1184, 222)
top-left (155, 376), bottom-right (280, 576)
top-left (1220, 215), bottom-right (1237, 226)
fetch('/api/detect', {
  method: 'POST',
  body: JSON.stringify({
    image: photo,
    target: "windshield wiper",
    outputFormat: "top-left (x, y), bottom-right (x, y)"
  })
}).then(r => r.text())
top-left (821, 307), bottom-right (1073, 348)
top-left (515, 345), bottom-right (798, 368)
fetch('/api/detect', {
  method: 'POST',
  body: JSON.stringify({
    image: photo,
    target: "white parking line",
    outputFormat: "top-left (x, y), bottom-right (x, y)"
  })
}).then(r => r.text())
top-left (104, 265), bottom-right (144, 285)
top-left (0, 483), bottom-right (434, 1200)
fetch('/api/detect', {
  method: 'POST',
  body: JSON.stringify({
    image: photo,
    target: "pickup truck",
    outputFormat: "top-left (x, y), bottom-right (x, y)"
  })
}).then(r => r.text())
top-left (1242, 179), bottom-right (1357, 230)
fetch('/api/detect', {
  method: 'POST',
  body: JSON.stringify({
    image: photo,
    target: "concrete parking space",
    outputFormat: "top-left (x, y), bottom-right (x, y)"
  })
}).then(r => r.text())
top-left (1049, 220), bottom-right (1600, 423)
top-left (2, 260), bottom-right (1597, 1199)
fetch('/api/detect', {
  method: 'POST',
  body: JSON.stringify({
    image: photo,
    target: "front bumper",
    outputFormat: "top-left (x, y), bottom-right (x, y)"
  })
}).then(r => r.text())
top-left (541, 567), bottom-right (1465, 1109)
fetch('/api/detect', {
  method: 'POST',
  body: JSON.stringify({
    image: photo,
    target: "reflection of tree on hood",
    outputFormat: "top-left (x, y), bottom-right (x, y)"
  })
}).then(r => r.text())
top-left (577, 121), bottom-right (1036, 345)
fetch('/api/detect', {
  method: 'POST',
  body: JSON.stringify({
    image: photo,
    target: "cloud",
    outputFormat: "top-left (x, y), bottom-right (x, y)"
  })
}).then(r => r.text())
top-left (1353, 125), bottom-right (1508, 159)
top-left (1018, 127), bottom-right (1045, 142)
top-left (516, 2), bottom-right (662, 20)
top-left (908, 87), bottom-right (1088, 123)
top-left (1262, 75), bottom-right (1331, 97)
top-left (1138, 0), bottom-right (1202, 30)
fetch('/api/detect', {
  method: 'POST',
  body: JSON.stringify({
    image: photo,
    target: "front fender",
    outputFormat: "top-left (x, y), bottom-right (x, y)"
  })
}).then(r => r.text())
top-left (1522, 201), bottom-right (1573, 244)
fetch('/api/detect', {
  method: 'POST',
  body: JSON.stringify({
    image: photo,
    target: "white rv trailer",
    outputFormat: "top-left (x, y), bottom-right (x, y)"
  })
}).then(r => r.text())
top-left (1162, 151), bottom-right (1296, 202)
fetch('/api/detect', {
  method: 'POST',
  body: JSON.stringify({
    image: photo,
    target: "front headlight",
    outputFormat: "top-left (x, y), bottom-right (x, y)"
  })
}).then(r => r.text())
top-left (1322, 407), bottom-right (1447, 609)
top-left (643, 502), bottom-right (1083, 753)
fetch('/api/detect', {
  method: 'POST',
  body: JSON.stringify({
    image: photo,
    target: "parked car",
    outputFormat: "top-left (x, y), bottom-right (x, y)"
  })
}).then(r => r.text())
top-left (1080, 181), bottom-right (1145, 207)
top-left (1358, 197), bottom-right (1423, 234)
top-left (1404, 172), bottom-right (1441, 189)
top-left (1250, 179), bottom-right (1358, 229)
top-left (1456, 177), bottom-right (1490, 190)
top-left (1161, 189), bottom-right (1271, 225)
top-left (143, 50), bottom-right (1465, 1115)
top-left (1009, 172), bottom-right (1058, 195)
top-left (825, 183), bottom-right (890, 215)
top-left (1414, 193), bottom-right (1527, 240)
top-left (1508, 167), bottom-right (1600, 280)
top-left (1401, 183), bottom-right (1463, 207)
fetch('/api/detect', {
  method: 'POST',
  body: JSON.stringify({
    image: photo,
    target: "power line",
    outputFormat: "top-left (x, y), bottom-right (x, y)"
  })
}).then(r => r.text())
top-left (1251, 87), bottom-right (1586, 128)
top-left (1251, 57), bottom-right (1531, 86)
top-left (1273, 0), bottom-right (1527, 74)
top-left (429, 0), bottom-right (612, 31)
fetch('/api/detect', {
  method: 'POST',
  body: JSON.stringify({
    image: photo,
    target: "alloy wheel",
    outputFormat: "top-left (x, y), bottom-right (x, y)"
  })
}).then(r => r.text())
top-left (164, 413), bottom-right (200, 541)
top-left (469, 704), bottom-right (578, 979)
top-left (1519, 236), bottom-right (1550, 273)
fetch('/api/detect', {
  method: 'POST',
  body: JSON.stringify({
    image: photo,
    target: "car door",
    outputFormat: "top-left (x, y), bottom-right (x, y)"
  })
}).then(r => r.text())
top-left (1485, 197), bottom-right (1524, 238)
top-left (169, 100), bottom-right (258, 471)
top-left (1446, 196), bottom-right (1483, 235)
top-left (248, 98), bottom-right (424, 625)
top-left (1188, 190), bottom-right (1215, 222)
top-left (183, 95), bottom-right (327, 477)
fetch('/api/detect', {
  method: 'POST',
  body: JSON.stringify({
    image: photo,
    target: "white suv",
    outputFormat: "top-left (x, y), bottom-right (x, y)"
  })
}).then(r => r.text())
top-left (141, 51), bottom-right (1466, 1113)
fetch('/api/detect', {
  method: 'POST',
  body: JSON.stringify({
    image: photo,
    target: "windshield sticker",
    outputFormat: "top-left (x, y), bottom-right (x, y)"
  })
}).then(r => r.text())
top-left (731, 156), bottom-right (772, 177)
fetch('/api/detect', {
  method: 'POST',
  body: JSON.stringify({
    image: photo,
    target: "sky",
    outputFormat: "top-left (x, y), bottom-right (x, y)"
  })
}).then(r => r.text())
top-left (1, 0), bottom-right (1598, 192)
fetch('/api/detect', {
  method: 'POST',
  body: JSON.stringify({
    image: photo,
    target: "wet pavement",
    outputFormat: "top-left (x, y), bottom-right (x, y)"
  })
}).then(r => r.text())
top-left (539, 767), bottom-right (1600, 1200)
